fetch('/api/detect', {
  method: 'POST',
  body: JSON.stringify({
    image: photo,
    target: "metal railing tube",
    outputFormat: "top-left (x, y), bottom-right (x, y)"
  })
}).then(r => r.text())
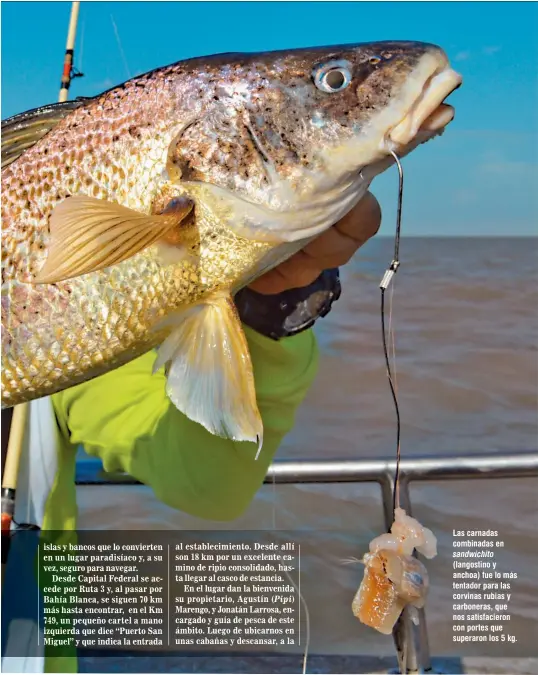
top-left (75, 451), bottom-right (538, 486)
top-left (264, 452), bottom-right (538, 484)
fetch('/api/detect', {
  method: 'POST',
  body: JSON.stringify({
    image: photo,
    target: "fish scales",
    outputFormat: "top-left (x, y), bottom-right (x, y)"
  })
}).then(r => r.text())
top-left (1, 42), bottom-right (462, 444)
top-left (2, 62), bottom-right (275, 406)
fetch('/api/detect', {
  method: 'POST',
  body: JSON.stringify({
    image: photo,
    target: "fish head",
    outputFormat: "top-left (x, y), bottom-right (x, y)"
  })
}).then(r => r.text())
top-left (246, 40), bottom-right (462, 172)
top-left (169, 41), bottom-right (462, 242)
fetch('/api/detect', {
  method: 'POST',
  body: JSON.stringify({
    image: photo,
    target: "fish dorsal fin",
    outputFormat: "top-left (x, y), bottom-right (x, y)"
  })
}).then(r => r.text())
top-left (1, 99), bottom-right (90, 169)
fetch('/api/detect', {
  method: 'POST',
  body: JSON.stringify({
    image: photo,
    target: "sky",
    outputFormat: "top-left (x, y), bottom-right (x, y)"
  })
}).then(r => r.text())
top-left (1, 1), bottom-right (537, 236)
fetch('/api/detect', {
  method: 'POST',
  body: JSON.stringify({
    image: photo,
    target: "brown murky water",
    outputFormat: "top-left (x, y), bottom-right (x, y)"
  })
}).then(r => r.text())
top-left (77, 237), bottom-right (538, 667)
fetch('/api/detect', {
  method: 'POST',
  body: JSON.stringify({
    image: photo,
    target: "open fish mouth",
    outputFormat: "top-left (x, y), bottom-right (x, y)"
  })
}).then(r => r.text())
top-left (389, 67), bottom-right (463, 146)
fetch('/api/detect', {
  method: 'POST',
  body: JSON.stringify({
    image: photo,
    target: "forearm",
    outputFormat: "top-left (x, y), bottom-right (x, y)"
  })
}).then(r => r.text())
top-left (53, 327), bottom-right (318, 521)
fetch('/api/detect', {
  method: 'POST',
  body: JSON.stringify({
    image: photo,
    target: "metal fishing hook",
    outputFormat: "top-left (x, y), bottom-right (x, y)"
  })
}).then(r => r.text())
top-left (380, 149), bottom-right (404, 289)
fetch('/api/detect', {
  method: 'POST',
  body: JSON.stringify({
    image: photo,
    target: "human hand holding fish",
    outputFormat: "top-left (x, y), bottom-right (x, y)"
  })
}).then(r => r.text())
top-left (249, 191), bottom-right (381, 294)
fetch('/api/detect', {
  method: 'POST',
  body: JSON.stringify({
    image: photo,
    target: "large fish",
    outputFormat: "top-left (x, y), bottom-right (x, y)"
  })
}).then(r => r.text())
top-left (1, 41), bottom-right (461, 448)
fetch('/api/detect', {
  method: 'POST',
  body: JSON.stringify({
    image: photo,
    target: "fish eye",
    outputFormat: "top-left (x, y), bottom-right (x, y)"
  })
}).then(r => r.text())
top-left (313, 61), bottom-right (352, 93)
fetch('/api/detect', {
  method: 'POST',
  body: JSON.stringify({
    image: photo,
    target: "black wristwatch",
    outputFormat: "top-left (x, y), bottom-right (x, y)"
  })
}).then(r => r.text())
top-left (235, 268), bottom-right (341, 340)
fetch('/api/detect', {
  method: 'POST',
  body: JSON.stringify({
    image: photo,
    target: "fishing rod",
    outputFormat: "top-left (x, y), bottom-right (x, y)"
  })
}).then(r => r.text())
top-left (1, 404), bottom-right (28, 582)
top-left (1, 0), bottom-right (83, 585)
top-left (59, 1), bottom-right (84, 103)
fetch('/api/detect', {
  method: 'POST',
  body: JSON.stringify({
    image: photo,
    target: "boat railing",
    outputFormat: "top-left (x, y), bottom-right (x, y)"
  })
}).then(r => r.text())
top-left (76, 450), bottom-right (538, 674)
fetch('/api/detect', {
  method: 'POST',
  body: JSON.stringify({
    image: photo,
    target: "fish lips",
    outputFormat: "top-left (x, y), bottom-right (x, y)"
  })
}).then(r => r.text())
top-left (389, 68), bottom-right (463, 146)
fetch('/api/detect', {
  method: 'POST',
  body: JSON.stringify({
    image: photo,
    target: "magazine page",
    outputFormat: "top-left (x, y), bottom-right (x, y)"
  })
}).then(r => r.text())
top-left (1, 2), bottom-right (537, 675)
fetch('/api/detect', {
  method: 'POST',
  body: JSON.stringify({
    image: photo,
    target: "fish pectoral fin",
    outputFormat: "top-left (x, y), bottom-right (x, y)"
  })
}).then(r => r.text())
top-left (153, 293), bottom-right (263, 455)
top-left (34, 195), bottom-right (194, 284)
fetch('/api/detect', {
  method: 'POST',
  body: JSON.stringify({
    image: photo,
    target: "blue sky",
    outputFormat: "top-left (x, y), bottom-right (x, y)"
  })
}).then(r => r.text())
top-left (1, 1), bottom-right (537, 235)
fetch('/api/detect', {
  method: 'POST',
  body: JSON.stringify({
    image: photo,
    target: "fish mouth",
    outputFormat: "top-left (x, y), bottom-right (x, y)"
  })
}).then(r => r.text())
top-left (389, 67), bottom-right (463, 146)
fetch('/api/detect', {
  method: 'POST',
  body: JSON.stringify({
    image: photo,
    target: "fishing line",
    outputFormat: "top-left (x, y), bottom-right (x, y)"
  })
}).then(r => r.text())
top-left (379, 149), bottom-right (404, 517)
top-left (273, 149), bottom-right (404, 673)
top-left (388, 281), bottom-right (399, 409)
top-left (110, 14), bottom-right (131, 80)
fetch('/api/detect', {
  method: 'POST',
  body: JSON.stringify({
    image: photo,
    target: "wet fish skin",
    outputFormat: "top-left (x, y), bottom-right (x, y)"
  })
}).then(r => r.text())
top-left (2, 42), bottom-right (459, 442)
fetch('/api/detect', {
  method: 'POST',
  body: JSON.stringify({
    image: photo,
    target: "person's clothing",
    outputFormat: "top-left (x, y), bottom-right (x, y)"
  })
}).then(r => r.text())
top-left (2, 327), bottom-right (318, 673)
